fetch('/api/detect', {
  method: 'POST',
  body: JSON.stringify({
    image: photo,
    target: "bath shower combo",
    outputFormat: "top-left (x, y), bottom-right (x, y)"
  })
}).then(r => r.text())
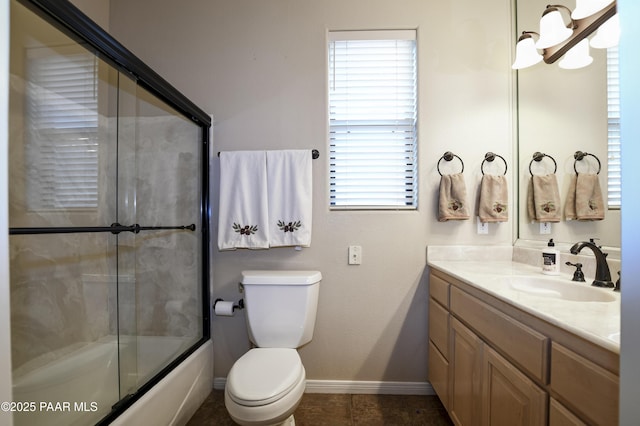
top-left (8, 0), bottom-right (211, 424)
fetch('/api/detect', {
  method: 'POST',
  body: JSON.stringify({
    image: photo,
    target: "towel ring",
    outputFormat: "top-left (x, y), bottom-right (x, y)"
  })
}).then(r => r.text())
top-left (481, 152), bottom-right (508, 175)
top-left (528, 152), bottom-right (557, 176)
top-left (437, 151), bottom-right (464, 176)
top-left (573, 151), bottom-right (601, 175)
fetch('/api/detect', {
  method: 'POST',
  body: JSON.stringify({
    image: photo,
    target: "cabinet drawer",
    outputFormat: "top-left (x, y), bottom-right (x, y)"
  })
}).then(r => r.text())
top-left (450, 286), bottom-right (549, 383)
top-left (429, 273), bottom-right (450, 308)
top-left (429, 298), bottom-right (449, 358)
top-left (428, 341), bottom-right (449, 410)
top-left (549, 398), bottom-right (586, 426)
top-left (550, 343), bottom-right (618, 426)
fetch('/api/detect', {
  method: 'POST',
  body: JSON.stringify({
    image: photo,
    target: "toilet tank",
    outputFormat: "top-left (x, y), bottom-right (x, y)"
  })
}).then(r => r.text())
top-left (241, 270), bottom-right (321, 348)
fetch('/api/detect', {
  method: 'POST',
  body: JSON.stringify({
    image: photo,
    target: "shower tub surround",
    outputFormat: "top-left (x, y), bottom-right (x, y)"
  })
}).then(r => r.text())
top-left (426, 244), bottom-right (620, 352)
top-left (8, 0), bottom-right (211, 423)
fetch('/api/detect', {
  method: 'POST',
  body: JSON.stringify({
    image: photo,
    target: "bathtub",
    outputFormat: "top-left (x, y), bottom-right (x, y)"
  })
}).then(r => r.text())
top-left (12, 335), bottom-right (213, 426)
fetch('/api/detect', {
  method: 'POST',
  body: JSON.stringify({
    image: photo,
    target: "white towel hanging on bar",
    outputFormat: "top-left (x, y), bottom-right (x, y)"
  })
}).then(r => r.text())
top-left (267, 150), bottom-right (312, 247)
top-left (217, 151), bottom-right (270, 250)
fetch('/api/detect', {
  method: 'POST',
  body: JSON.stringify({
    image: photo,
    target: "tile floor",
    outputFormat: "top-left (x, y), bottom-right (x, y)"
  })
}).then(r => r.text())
top-left (187, 390), bottom-right (453, 425)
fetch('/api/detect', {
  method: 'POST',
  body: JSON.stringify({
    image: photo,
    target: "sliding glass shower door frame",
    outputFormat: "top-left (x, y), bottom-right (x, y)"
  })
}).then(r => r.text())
top-left (13, 0), bottom-right (211, 423)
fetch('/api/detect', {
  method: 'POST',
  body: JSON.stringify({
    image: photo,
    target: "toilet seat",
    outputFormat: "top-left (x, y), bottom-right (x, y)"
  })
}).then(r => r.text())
top-left (226, 348), bottom-right (304, 407)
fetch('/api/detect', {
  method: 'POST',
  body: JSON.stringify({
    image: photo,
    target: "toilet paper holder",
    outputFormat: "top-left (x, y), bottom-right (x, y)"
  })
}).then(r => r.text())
top-left (213, 298), bottom-right (244, 312)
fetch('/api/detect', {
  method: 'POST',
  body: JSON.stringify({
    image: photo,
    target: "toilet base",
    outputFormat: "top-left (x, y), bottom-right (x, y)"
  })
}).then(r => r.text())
top-left (280, 414), bottom-right (295, 426)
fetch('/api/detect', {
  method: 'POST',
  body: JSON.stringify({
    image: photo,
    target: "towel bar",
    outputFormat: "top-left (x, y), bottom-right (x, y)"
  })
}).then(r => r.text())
top-left (217, 149), bottom-right (319, 159)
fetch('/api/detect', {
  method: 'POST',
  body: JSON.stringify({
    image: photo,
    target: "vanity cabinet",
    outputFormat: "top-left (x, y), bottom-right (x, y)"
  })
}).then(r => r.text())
top-left (449, 317), bottom-right (483, 425)
top-left (483, 345), bottom-right (546, 426)
top-left (549, 398), bottom-right (587, 426)
top-left (428, 268), bottom-right (619, 426)
top-left (550, 343), bottom-right (619, 425)
top-left (428, 273), bottom-right (450, 409)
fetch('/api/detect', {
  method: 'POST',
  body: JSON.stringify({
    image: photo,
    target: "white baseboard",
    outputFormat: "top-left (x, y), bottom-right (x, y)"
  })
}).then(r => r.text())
top-left (214, 378), bottom-right (434, 395)
top-left (305, 380), bottom-right (434, 395)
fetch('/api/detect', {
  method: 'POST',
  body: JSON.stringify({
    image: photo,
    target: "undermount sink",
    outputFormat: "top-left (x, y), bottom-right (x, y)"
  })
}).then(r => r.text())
top-left (502, 276), bottom-right (617, 303)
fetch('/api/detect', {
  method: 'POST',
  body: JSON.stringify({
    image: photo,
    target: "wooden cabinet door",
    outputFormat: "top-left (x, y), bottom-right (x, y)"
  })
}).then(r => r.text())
top-left (429, 341), bottom-right (449, 410)
top-left (482, 346), bottom-right (547, 426)
top-left (549, 398), bottom-right (587, 426)
top-left (449, 317), bottom-right (483, 426)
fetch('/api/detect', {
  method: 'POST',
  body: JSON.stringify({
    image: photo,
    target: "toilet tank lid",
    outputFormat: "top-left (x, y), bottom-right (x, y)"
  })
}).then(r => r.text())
top-left (241, 270), bottom-right (322, 285)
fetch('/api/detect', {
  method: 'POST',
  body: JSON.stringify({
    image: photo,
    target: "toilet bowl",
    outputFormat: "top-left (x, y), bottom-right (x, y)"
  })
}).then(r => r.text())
top-left (224, 270), bottom-right (321, 426)
top-left (224, 348), bottom-right (306, 426)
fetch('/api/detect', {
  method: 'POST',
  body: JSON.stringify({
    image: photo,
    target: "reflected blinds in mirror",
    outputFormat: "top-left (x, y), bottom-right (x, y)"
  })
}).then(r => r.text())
top-left (607, 46), bottom-right (621, 209)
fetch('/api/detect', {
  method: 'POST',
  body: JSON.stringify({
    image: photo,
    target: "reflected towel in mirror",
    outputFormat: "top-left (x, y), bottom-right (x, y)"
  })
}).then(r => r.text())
top-left (565, 173), bottom-right (605, 221)
top-left (527, 174), bottom-right (561, 223)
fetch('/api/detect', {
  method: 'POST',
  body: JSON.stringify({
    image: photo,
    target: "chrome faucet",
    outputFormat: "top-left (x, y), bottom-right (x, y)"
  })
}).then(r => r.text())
top-left (570, 241), bottom-right (614, 288)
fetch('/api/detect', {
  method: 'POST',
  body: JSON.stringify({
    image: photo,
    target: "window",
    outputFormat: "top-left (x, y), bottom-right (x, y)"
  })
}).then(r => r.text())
top-left (26, 46), bottom-right (99, 210)
top-left (328, 30), bottom-right (418, 209)
top-left (606, 46), bottom-right (621, 209)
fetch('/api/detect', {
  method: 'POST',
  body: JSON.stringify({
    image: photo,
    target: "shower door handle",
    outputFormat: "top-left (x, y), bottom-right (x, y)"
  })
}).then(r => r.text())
top-left (9, 223), bottom-right (196, 235)
top-left (108, 223), bottom-right (197, 234)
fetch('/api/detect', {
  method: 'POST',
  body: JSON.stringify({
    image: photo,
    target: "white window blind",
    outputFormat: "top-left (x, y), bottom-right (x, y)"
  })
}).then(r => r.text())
top-left (328, 30), bottom-right (418, 209)
top-left (606, 46), bottom-right (621, 209)
top-left (26, 46), bottom-right (99, 210)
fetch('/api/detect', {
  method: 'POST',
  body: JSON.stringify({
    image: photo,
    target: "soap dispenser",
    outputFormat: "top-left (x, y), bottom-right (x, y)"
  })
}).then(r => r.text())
top-left (542, 238), bottom-right (560, 275)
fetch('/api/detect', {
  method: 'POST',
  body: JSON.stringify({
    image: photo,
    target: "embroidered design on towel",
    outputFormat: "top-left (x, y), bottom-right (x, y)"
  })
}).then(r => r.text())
top-left (448, 200), bottom-right (464, 212)
top-left (277, 220), bottom-right (302, 233)
top-left (589, 199), bottom-right (599, 212)
top-left (540, 201), bottom-right (556, 214)
top-left (493, 202), bottom-right (507, 214)
top-left (233, 223), bottom-right (259, 235)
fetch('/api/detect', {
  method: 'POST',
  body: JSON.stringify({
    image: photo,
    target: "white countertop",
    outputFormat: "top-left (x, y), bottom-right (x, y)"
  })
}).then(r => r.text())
top-left (427, 246), bottom-right (620, 353)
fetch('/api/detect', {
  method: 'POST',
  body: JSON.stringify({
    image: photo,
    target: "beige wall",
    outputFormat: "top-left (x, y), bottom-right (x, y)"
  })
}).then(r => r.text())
top-left (69, 0), bottom-right (110, 31)
top-left (107, 0), bottom-right (515, 381)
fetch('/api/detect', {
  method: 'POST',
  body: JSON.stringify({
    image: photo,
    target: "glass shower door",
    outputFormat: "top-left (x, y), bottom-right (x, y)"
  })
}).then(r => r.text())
top-left (9, 2), bottom-right (123, 423)
top-left (9, 0), bottom-right (206, 423)
top-left (115, 74), bottom-right (204, 398)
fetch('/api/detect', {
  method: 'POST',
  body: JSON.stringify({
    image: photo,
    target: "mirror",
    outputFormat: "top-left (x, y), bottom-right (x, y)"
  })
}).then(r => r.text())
top-left (515, 0), bottom-right (621, 248)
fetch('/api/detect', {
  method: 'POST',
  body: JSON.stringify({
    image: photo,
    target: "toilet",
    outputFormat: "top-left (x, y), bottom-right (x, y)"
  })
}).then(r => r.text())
top-left (224, 270), bottom-right (322, 426)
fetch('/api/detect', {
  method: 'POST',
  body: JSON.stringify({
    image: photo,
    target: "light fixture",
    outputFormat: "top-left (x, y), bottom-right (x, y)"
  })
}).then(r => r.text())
top-left (536, 5), bottom-right (576, 49)
top-left (590, 14), bottom-right (620, 48)
top-left (512, 32), bottom-right (544, 69)
top-left (512, 1), bottom-right (617, 69)
top-left (558, 39), bottom-right (593, 69)
top-left (572, 0), bottom-right (615, 20)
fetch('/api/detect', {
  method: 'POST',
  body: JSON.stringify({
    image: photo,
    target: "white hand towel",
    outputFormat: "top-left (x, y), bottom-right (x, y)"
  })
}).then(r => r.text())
top-left (217, 151), bottom-right (270, 250)
top-left (266, 150), bottom-right (312, 247)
